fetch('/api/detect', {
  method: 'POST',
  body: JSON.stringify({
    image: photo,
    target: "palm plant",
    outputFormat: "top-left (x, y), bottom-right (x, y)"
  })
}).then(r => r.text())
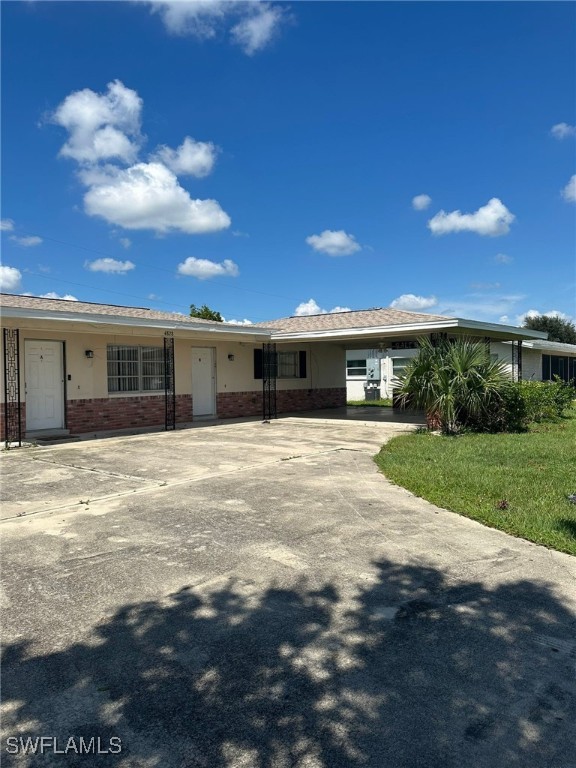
top-left (395, 337), bottom-right (511, 434)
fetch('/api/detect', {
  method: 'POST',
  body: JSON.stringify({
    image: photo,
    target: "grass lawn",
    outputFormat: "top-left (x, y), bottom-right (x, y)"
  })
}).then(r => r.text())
top-left (374, 413), bottom-right (576, 555)
top-left (347, 399), bottom-right (393, 407)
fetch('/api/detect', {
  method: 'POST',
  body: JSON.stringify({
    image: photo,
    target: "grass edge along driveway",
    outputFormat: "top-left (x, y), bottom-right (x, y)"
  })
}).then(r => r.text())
top-left (374, 414), bottom-right (576, 556)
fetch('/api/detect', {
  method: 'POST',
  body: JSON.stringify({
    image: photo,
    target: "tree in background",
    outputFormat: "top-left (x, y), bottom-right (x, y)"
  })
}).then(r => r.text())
top-left (522, 315), bottom-right (576, 344)
top-left (190, 304), bottom-right (223, 322)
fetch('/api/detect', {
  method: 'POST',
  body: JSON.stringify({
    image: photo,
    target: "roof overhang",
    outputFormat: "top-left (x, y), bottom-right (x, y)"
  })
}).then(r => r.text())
top-left (1, 306), bottom-right (273, 339)
top-left (271, 317), bottom-right (548, 343)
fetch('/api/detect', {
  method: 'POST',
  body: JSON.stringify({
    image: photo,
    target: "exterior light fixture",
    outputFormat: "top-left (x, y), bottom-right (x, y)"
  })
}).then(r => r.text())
top-left (85, 350), bottom-right (94, 359)
top-left (228, 354), bottom-right (235, 361)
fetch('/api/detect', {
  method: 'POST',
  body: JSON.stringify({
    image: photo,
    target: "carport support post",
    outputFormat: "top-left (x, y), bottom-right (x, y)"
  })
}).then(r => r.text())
top-left (3, 328), bottom-right (22, 449)
top-left (262, 343), bottom-right (277, 422)
top-left (512, 340), bottom-right (523, 382)
top-left (163, 334), bottom-right (176, 430)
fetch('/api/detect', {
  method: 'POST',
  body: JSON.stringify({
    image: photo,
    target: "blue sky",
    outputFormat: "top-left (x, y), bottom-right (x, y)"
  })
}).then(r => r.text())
top-left (1, 1), bottom-right (575, 325)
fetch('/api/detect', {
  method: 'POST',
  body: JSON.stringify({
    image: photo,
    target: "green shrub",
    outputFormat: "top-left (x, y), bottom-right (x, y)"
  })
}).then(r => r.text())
top-left (467, 384), bottom-right (529, 433)
top-left (517, 378), bottom-right (574, 422)
top-left (548, 376), bottom-right (576, 415)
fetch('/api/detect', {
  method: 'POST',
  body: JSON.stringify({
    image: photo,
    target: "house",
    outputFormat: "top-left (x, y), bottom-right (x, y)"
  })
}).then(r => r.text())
top-left (1, 295), bottom-right (551, 443)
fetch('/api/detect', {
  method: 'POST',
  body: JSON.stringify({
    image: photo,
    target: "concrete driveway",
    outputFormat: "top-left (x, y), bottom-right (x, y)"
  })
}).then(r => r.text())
top-left (2, 415), bottom-right (575, 768)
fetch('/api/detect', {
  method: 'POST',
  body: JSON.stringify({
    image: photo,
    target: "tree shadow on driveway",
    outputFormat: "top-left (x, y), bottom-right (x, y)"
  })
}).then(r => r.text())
top-left (2, 559), bottom-right (575, 767)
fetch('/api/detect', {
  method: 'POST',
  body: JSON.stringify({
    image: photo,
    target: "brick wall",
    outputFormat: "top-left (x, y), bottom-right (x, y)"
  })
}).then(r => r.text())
top-left (66, 394), bottom-right (193, 434)
top-left (0, 402), bottom-right (26, 443)
top-left (2, 387), bottom-right (346, 439)
top-left (278, 387), bottom-right (346, 412)
top-left (216, 391), bottom-right (262, 418)
top-left (217, 387), bottom-right (346, 419)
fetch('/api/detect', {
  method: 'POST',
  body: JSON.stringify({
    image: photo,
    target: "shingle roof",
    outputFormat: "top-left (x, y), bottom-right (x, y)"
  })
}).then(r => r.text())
top-left (0, 293), bottom-right (240, 328)
top-left (254, 307), bottom-right (451, 333)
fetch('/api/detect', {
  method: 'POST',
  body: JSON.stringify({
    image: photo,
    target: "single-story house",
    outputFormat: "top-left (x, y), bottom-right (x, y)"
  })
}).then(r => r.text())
top-left (1, 294), bottom-right (555, 443)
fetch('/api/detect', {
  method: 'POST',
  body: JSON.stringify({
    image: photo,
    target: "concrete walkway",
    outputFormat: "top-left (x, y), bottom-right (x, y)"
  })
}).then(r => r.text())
top-left (1, 418), bottom-right (575, 767)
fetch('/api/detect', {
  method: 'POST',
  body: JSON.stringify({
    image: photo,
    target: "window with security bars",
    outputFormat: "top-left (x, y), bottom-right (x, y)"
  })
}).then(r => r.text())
top-left (107, 345), bottom-right (164, 393)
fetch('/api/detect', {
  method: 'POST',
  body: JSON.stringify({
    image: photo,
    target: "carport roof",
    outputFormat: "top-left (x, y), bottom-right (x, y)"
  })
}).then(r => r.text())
top-left (257, 307), bottom-right (548, 342)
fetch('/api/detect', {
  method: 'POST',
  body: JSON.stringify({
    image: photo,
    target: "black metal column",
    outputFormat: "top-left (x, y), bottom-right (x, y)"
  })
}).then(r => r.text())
top-left (164, 335), bottom-right (176, 430)
top-left (262, 342), bottom-right (277, 422)
top-left (512, 340), bottom-right (523, 382)
top-left (3, 328), bottom-right (22, 449)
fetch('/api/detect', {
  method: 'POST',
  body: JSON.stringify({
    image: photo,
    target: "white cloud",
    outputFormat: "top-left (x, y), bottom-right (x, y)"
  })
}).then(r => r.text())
top-left (470, 281), bottom-right (501, 290)
top-left (148, 1), bottom-right (285, 54)
top-left (152, 136), bottom-right (217, 178)
top-left (177, 256), bottom-right (239, 279)
top-left (389, 294), bottom-right (438, 311)
top-left (53, 81), bottom-right (231, 236)
top-left (82, 162), bottom-right (230, 234)
top-left (0, 219), bottom-right (15, 231)
top-left (37, 292), bottom-right (78, 301)
top-left (561, 175), bottom-right (576, 203)
top-left (516, 308), bottom-right (572, 324)
top-left (9, 235), bottom-right (43, 247)
top-left (119, 238), bottom-right (132, 249)
top-left (437, 293), bottom-right (526, 322)
top-left (231, 3), bottom-right (284, 55)
top-left (428, 198), bottom-right (515, 237)
top-left (494, 252), bottom-right (513, 264)
top-left (551, 122), bottom-right (576, 139)
top-left (306, 229), bottom-right (361, 256)
top-left (85, 258), bottom-right (135, 274)
top-left (52, 80), bottom-right (142, 164)
top-left (224, 317), bottom-right (253, 325)
top-left (0, 265), bottom-right (22, 291)
top-left (412, 194), bottom-right (431, 211)
top-left (294, 298), bottom-right (351, 316)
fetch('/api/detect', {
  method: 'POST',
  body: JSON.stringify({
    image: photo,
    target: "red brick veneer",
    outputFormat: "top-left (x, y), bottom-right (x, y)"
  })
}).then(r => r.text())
top-left (66, 394), bottom-right (193, 434)
top-left (3, 387), bottom-right (346, 438)
top-left (216, 387), bottom-right (346, 419)
top-left (0, 402), bottom-right (26, 443)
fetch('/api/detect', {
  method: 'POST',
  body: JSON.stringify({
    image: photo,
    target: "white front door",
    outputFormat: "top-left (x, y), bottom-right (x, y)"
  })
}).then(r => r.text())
top-left (192, 347), bottom-right (216, 417)
top-left (25, 341), bottom-right (65, 431)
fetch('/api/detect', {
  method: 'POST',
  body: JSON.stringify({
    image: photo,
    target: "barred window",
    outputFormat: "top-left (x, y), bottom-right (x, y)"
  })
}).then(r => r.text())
top-left (107, 345), bottom-right (164, 393)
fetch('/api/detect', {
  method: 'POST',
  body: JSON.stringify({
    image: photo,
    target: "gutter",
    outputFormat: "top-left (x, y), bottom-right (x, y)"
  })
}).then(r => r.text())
top-left (1, 306), bottom-right (273, 337)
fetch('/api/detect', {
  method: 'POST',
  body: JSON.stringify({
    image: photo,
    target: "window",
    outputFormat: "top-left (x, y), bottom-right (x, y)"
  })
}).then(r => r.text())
top-left (253, 349), bottom-right (307, 379)
top-left (391, 357), bottom-right (411, 380)
top-left (107, 345), bottom-right (164, 393)
top-left (347, 358), bottom-right (367, 377)
top-left (278, 351), bottom-right (299, 378)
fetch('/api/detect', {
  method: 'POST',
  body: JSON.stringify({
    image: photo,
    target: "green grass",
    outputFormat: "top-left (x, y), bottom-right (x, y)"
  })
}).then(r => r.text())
top-left (347, 398), bottom-right (393, 407)
top-left (374, 413), bottom-right (576, 555)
